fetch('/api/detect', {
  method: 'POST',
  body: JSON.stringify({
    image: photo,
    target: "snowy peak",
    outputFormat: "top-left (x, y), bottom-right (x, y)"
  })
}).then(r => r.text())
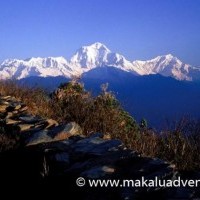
top-left (150, 54), bottom-right (181, 66)
top-left (0, 42), bottom-right (200, 81)
top-left (87, 42), bottom-right (111, 52)
top-left (156, 54), bottom-right (174, 60)
top-left (134, 54), bottom-right (194, 80)
top-left (70, 42), bottom-right (111, 68)
top-left (70, 42), bottom-right (140, 75)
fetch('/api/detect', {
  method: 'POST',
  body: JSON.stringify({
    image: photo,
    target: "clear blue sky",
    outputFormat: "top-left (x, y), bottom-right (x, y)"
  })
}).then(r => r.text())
top-left (0, 0), bottom-right (200, 65)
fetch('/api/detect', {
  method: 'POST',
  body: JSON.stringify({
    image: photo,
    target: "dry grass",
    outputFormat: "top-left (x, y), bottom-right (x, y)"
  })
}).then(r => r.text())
top-left (116, 120), bottom-right (200, 171)
top-left (0, 80), bottom-right (54, 118)
top-left (0, 80), bottom-right (200, 170)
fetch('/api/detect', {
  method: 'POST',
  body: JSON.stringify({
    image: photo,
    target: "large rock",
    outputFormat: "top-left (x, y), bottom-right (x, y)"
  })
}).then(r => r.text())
top-left (6, 118), bottom-right (20, 125)
top-left (44, 119), bottom-right (59, 129)
top-left (18, 123), bottom-right (34, 131)
top-left (26, 122), bottom-right (82, 146)
top-left (71, 136), bottom-right (123, 155)
top-left (19, 115), bottom-right (43, 124)
top-left (53, 122), bottom-right (82, 140)
top-left (0, 104), bottom-right (9, 112)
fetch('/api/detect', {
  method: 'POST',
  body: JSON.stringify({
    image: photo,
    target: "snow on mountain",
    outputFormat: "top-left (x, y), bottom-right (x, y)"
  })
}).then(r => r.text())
top-left (0, 57), bottom-right (80, 80)
top-left (70, 42), bottom-right (139, 75)
top-left (70, 42), bottom-right (111, 69)
top-left (0, 42), bottom-right (200, 81)
top-left (132, 54), bottom-right (199, 81)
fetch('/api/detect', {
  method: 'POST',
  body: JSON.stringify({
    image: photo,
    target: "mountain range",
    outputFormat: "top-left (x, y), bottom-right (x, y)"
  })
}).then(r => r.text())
top-left (1, 42), bottom-right (200, 128)
top-left (17, 67), bottom-right (200, 128)
top-left (1, 42), bottom-right (200, 81)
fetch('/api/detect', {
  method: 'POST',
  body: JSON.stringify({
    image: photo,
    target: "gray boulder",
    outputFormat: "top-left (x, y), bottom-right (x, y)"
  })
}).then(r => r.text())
top-left (72, 136), bottom-right (123, 155)
top-left (26, 122), bottom-right (82, 146)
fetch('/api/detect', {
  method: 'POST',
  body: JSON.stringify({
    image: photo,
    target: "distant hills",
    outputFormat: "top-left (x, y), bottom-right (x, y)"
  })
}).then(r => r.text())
top-left (83, 67), bottom-right (200, 128)
top-left (18, 67), bottom-right (200, 128)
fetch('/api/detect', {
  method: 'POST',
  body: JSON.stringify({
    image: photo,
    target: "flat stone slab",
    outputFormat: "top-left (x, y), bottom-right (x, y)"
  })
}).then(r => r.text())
top-left (19, 116), bottom-right (43, 123)
top-left (26, 122), bottom-right (82, 146)
top-left (72, 136), bottom-right (123, 155)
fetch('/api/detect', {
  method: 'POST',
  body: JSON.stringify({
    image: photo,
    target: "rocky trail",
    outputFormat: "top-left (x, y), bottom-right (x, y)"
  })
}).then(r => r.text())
top-left (0, 95), bottom-right (199, 199)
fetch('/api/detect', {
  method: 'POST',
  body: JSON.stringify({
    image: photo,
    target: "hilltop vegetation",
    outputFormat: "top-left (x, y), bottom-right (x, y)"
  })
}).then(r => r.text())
top-left (0, 80), bottom-right (200, 171)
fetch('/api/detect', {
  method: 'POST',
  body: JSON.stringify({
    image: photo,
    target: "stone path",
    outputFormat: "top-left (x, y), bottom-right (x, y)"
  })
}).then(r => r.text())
top-left (0, 95), bottom-right (199, 199)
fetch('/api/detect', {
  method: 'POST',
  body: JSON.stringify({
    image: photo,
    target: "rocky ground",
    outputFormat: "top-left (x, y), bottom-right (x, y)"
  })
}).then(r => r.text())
top-left (0, 95), bottom-right (200, 199)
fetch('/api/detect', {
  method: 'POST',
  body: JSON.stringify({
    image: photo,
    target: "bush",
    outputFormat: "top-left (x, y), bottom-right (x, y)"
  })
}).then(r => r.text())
top-left (0, 80), bottom-right (200, 170)
top-left (130, 119), bottom-right (200, 171)
top-left (51, 81), bottom-right (139, 136)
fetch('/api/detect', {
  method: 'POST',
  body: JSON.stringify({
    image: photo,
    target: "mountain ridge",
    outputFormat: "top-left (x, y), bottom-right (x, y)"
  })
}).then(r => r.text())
top-left (17, 67), bottom-right (200, 128)
top-left (1, 42), bottom-right (200, 81)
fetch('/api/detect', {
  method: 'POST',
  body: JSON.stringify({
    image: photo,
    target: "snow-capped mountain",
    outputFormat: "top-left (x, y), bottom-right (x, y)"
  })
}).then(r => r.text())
top-left (133, 54), bottom-right (200, 81)
top-left (0, 57), bottom-right (81, 80)
top-left (70, 42), bottom-right (111, 69)
top-left (70, 42), bottom-right (139, 75)
top-left (0, 42), bottom-right (200, 81)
